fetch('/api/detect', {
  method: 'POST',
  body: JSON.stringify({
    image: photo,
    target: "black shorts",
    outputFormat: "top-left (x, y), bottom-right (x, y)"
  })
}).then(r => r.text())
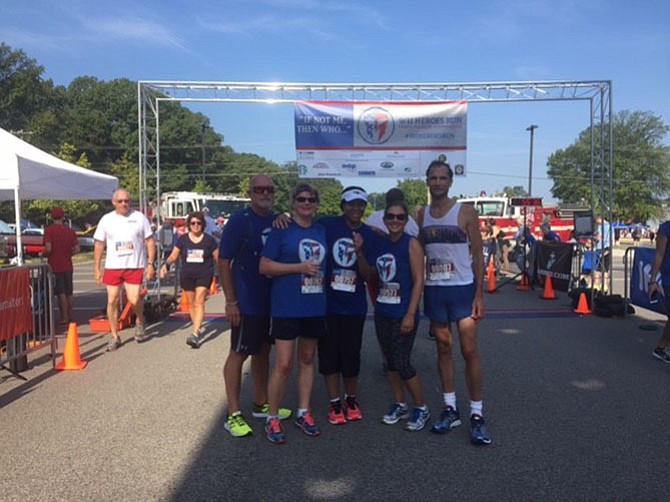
top-left (318, 314), bottom-right (366, 377)
top-left (271, 317), bottom-right (326, 341)
top-left (180, 274), bottom-right (213, 291)
top-left (596, 249), bottom-right (611, 271)
top-left (53, 272), bottom-right (74, 296)
top-left (230, 315), bottom-right (272, 355)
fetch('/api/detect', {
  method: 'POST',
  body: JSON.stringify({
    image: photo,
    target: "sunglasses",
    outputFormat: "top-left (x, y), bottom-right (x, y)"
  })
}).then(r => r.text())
top-left (189, 221), bottom-right (204, 226)
top-left (384, 213), bottom-right (407, 221)
top-left (115, 199), bottom-right (130, 203)
top-left (295, 196), bottom-right (317, 204)
top-left (252, 186), bottom-right (275, 194)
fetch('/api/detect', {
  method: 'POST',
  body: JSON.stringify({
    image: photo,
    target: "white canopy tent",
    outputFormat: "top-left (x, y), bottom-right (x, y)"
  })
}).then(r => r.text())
top-left (0, 127), bottom-right (119, 264)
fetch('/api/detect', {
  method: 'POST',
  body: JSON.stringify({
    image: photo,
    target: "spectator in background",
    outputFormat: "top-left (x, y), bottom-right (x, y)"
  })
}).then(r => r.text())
top-left (594, 215), bottom-right (612, 292)
top-left (202, 207), bottom-right (222, 243)
top-left (648, 219), bottom-right (670, 364)
top-left (43, 207), bottom-right (80, 327)
top-left (540, 222), bottom-right (562, 242)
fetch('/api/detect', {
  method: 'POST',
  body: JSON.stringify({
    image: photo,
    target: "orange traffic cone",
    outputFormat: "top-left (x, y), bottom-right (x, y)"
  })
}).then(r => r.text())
top-left (574, 292), bottom-right (591, 315)
top-left (56, 322), bottom-right (87, 371)
top-left (517, 272), bottom-right (532, 291)
top-left (541, 275), bottom-right (557, 300)
top-left (209, 277), bottom-right (218, 295)
top-left (179, 292), bottom-right (190, 312)
top-left (487, 259), bottom-right (497, 294)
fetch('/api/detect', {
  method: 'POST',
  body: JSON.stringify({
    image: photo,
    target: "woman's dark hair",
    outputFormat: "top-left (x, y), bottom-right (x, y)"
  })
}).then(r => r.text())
top-left (187, 211), bottom-right (205, 226)
top-left (291, 183), bottom-right (320, 203)
top-left (385, 201), bottom-right (409, 216)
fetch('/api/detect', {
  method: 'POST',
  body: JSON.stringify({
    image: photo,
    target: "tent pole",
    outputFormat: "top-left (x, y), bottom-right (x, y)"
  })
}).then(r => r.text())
top-left (13, 186), bottom-right (23, 266)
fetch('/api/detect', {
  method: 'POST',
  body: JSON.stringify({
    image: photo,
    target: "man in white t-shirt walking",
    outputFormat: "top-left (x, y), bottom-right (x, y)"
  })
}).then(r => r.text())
top-left (94, 188), bottom-right (156, 351)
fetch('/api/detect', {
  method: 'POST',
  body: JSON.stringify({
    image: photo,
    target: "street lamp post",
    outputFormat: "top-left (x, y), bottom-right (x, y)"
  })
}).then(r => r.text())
top-left (526, 124), bottom-right (538, 196)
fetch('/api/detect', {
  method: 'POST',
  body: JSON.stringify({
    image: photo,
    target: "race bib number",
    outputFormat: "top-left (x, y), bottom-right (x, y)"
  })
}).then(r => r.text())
top-left (331, 269), bottom-right (357, 293)
top-left (377, 282), bottom-right (401, 304)
top-left (428, 259), bottom-right (454, 281)
top-left (115, 241), bottom-right (134, 256)
top-left (302, 271), bottom-right (324, 294)
top-left (186, 249), bottom-right (205, 263)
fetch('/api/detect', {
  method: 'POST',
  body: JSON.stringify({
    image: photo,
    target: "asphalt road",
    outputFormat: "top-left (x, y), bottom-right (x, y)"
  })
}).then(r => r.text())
top-left (1, 250), bottom-right (668, 501)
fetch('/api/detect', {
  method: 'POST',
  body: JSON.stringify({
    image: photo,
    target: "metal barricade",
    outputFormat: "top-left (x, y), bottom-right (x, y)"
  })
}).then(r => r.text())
top-left (0, 263), bottom-right (55, 379)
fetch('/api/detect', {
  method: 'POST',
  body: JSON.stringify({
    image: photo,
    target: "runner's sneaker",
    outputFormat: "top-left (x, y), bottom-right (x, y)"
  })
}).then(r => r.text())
top-left (469, 414), bottom-right (492, 445)
top-left (186, 334), bottom-right (200, 348)
top-left (430, 405), bottom-right (462, 434)
top-left (251, 403), bottom-right (293, 420)
top-left (106, 336), bottom-right (122, 352)
top-left (405, 406), bottom-right (431, 431)
top-left (344, 396), bottom-right (363, 421)
top-left (382, 402), bottom-right (410, 425)
top-left (294, 411), bottom-right (321, 437)
top-left (328, 400), bottom-right (346, 425)
top-left (224, 411), bottom-right (253, 438)
top-left (265, 417), bottom-right (286, 444)
top-left (652, 347), bottom-right (670, 363)
top-left (134, 323), bottom-right (148, 343)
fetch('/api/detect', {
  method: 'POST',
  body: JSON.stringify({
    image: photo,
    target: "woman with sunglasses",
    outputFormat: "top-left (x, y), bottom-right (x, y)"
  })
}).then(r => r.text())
top-left (161, 211), bottom-right (219, 348)
top-left (260, 183), bottom-right (327, 444)
top-left (356, 201), bottom-right (429, 431)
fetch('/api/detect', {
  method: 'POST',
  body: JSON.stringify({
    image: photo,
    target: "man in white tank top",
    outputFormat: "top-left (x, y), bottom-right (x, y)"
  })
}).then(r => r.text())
top-left (418, 160), bottom-right (492, 445)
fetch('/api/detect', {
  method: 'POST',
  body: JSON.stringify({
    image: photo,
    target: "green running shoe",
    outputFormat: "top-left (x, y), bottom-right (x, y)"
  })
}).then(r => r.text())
top-left (252, 402), bottom-right (292, 420)
top-left (224, 411), bottom-right (253, 437)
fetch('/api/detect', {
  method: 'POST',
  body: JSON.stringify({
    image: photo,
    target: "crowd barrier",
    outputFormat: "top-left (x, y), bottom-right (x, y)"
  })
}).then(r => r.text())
top-left (0, 263), bottom-right (55, 379)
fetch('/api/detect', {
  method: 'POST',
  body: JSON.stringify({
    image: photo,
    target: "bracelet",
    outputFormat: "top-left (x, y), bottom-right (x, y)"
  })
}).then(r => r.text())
top-left (226, 301), bottom-right (238, 307)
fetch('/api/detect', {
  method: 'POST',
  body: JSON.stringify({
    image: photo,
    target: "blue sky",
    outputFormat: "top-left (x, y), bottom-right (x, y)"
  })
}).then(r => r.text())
top-left (2, 0), bottom-right (669, 201)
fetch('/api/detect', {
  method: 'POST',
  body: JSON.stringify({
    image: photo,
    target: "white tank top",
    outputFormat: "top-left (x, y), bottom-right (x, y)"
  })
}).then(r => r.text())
top-left (422, 202), bottom-right (474, 286)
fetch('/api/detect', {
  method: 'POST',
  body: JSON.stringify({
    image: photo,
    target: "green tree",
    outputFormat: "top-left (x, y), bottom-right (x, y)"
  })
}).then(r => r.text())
top-left (498, 186), bottom-right (528, 197)
top-left (396, 178), bottom-right (428, 210)
top-left (547, 110), bottom-right (670, 221)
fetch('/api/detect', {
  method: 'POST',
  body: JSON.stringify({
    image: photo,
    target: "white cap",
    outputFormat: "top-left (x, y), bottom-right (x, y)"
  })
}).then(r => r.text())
top-left (341, 187), bottom-right (368, 203)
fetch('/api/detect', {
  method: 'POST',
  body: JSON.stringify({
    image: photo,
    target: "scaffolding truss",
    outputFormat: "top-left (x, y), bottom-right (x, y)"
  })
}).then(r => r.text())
top-left (138, 79), bottom-right (613, 288)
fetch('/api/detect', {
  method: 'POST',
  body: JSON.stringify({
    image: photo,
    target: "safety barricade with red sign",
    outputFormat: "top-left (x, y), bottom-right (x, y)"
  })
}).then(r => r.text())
top-left (0, 263), bottom-right (55, 379)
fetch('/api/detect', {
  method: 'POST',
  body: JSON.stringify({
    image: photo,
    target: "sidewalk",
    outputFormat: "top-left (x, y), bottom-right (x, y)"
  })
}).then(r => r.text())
top-left (1, 281), bottom-right (669, 501)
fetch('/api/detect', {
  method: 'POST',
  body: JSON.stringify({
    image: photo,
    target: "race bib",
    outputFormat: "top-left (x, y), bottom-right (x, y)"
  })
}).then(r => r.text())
top-left (115, 241), bottom-right (134, 256)
top-left (377, 282), bottom-right (401, 304)
top-left (186, 249), bottom-right (205, 263)
top-left (428, 258), bottom-right (454, 281)
top-left (302, 271), bottom-right (324, 294)
top-left (331, 269), bottom-right (357, 293)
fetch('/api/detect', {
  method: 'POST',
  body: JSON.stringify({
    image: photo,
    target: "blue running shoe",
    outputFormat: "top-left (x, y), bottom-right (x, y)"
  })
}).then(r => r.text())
top-left (294, 411), bottom-right (321, 437)
top-left (405, 406), bottom-right (430, 432)
top-left (469, 414), bottom-right (492, 445)
top-left (382, 402), bottom-right (410, 425)
top-left (265, 417), bottom-right (286, 444)
top-left (430, 405), bottom-right (462, 434)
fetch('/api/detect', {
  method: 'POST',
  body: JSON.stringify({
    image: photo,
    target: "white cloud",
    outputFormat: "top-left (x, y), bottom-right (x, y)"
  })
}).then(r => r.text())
top-left (78, 17), bottom-right (184, 48)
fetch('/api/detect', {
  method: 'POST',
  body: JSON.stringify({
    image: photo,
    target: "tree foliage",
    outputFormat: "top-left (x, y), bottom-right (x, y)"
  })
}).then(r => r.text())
top-left (547, 110), bottom-right (670, 221)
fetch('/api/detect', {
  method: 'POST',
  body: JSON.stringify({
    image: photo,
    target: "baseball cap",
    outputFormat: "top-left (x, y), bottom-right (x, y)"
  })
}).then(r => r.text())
top-left (51, 207), bottom-right (64, 219)
top-left (341, 187), bottom-right (368, 204)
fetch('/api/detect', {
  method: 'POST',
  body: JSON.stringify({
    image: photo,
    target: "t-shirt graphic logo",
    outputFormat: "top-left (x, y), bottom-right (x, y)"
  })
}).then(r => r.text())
top-left (299, 239), bottom-right (325, 264)
top-left (261, 227), bottom-right (271, 247)
top-left (376, 253), bottom-right (397, 282)
top-left (333, 238), bottom-right (356, 267)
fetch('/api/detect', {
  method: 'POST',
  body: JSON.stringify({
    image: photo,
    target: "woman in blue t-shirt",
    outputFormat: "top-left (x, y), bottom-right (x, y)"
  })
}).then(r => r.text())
top-left (160, 211), bottom-right (218, 348)
top-left (260, 183), bottom-right (327, 444)
top-left (357, 201), bottom-right (430, 432)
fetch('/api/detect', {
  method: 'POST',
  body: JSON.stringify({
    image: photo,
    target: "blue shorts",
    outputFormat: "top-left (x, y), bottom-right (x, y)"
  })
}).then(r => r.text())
top-left (424, 283), bottom-right (475, 324)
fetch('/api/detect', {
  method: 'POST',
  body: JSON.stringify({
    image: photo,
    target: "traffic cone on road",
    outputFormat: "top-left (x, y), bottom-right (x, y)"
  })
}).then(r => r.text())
top-left (209, 277), bottom-right (218, 295)
top-left (179, 292), bottom-right (190, 312)
top-left (541, 275), bottom-right (557, 300)
top-left (517, 272), bottom-right (532, 292)
top-left (56, 323), bottom-right (87, 371)
top-left (487, 259), bottom-right (497, 294)
top-left (574, 292), bottom-right (591, 315)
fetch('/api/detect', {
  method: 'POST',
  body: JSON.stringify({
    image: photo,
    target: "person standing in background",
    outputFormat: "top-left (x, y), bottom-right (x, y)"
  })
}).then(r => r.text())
top-left (43, 206), bottom-right (80, 327)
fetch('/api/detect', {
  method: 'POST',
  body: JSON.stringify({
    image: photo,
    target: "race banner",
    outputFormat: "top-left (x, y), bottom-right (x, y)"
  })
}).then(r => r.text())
top-left (536, 242), bottom-right (573, 292)
top-left (295, 101), bottom-right (467, 178)
top-left (0, 268), bottom-right (32, 342)
top-left (630, 247), bottom-right (665, 314)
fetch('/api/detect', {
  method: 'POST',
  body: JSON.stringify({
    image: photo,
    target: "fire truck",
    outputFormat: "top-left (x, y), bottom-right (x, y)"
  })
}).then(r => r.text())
top-left (458, 195), bottom-right (582, 241)
top-left (158, 191), bottom-right (251, 224)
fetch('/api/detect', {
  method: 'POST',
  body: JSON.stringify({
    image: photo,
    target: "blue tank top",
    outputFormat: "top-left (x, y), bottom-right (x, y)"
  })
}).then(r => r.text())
top-left (374, 233), bottom-right (415, 319)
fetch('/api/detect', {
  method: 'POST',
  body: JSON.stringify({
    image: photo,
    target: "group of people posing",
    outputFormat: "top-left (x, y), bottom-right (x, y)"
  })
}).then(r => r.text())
top-left (215, 161), bottom-right (491, 446)
top-left (90, 161), bottom-right (492, 446)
